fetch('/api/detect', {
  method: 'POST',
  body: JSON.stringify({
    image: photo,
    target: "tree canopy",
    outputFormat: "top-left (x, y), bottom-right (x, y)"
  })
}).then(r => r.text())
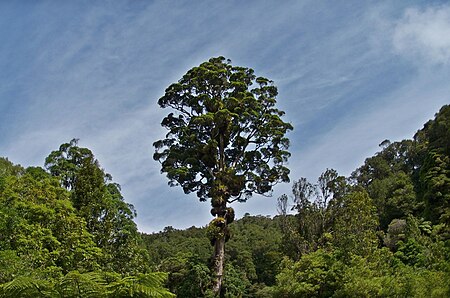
top-left (154, 56), bottom-right (292, 204)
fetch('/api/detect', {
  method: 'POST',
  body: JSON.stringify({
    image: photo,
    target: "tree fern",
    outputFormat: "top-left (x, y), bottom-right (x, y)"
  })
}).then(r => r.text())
top-left (107, 272), bottom-right (175, 297)
top-left (1, 271), bottom-right (174, 298)
top-left (54, 271), bottom-right (106, 298)
top-left (0, 276), bottom-right (53, 298)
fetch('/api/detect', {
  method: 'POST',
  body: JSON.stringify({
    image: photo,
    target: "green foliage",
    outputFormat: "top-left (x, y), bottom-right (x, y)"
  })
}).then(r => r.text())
top-left (0, 146), bottom-right (172, 297)
top-left (0, 168), bottom-right (102, 274)
top-left (158, 253), bottom-right (211, 297)
top-left (142, 215), bottom-right (284, 296)
top-left (421, 150), bottom-right (450, 224)
top-left (335, 254), bottom-right (450, 298)
top-left (221, 263), bottom-right (251, 297)
top-left (106, 272), bottom-right (175, 298)
top-left (277, 169), bottom-right (352, 258)
top-left (351, 140), bottom-right (421, 229)
top-left (0, 250), bottom-right (31, 283)
top-left (272, 105), bottom-right (450, 297)
top-left (0, 276), bottom-right (54, 298)
top-left (351, 105), bottom-right (450, 233)
top-left (1, 101), bottom-right (449, 297)
top-left (0, 157), bottom-right (24, 179)
top-left (227, 215), bottom-right (283, 287)
top-left (143, 226), bottom-right (211, 267)
top-left (273, 250), bottom-right (342, 297)
top-left (331, 191), bottom-right (379, 258)
top-left (273, 245), bottom-right (450, 298)
top-left (207, 217), bottom-right (227, 243)
top-left (55, 271), bottom-right (106, 298)
top-left (44, 139), bottom-right (148, 274)
top-left (154, 56), bottom-right (292, 203)
top-left (0, 271), bottom-right (174, 298)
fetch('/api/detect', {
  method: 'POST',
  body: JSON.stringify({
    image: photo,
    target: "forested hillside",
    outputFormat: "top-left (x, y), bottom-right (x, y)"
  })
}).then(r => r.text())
top-left (143, 104), bottom-right (450, 297)
top-left (142, 215), bottom-right (284, 297)
top-left (1, 105), bottom-right (449, 297)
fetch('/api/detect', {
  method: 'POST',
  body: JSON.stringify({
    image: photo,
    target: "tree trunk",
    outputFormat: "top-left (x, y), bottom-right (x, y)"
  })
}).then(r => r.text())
top-left (212, 232), bottom-right (225, 296)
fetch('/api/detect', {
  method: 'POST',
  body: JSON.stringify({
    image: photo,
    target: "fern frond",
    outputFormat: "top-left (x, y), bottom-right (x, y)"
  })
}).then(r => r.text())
top-left (107, 272), bottom-right (175, 297)
top-left (55, 271), bottom-right (106, 298)
top-left (0, 276), bottom-right (54, 298)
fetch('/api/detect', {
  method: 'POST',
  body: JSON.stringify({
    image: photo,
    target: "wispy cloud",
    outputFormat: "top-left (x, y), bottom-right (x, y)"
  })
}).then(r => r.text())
top-left (1, 1), bottom-right (449, 232)
top-left (393, 4), bottom-right (450, 65)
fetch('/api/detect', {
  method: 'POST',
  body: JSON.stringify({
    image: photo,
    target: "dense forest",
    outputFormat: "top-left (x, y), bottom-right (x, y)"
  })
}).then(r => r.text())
top-left (143, 104), bottom-right (450, 297)
top-left (1, 104), bottom-right (449, 297)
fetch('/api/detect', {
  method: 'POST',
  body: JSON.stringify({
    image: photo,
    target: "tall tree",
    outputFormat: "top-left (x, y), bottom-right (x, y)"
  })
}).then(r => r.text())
top-left (153, 57), bottom-right (292, 295)
top-left (45, 139), bottom-right (145, 274)
top-left (0, 162), bottom-right (102, 275)
top-left (278, 169), bottom-right (349, 258)
top-left (350, 140), bottom-right (421, 229)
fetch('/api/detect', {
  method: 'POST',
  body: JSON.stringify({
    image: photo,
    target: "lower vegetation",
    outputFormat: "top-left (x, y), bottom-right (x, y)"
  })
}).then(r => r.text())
top-left (1, 104), bottom-right (449, 297)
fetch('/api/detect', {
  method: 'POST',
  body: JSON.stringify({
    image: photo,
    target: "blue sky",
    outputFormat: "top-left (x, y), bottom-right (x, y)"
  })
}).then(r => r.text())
top-left (1, 1), bottom-right (449, 233)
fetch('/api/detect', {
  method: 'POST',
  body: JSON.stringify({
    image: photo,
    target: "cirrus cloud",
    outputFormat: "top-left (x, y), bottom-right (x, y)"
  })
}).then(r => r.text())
top-left (393, 5), bottom-right (450, 65)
